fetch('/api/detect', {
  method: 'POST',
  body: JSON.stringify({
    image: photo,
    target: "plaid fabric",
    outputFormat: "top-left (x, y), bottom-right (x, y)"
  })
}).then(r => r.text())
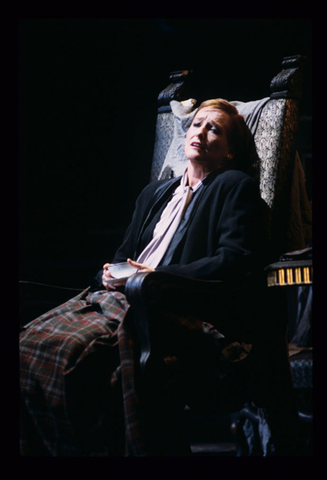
top-left (20, 287), bottom-right (242, 456)
top-left (20, 288), bottom-right (131, 456)
top-left (116, 312), bottom-right (150, 456)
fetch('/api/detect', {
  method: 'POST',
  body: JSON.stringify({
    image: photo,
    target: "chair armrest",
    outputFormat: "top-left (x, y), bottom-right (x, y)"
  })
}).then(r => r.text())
top-left (125, 270), bottom-right (224, 307)
top-left (125, 270), bottom-right (257, 321)
top-left (125, 271), bottom-right (251, 372)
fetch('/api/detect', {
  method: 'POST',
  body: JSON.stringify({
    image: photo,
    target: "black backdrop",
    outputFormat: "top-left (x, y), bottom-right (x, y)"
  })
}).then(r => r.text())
top-left (19, 18), bottom-right (312, 288)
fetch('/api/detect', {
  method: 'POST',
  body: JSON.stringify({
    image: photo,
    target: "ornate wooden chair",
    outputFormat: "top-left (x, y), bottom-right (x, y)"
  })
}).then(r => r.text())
top-left (124, 55), bottom-right (312, 455)
top-left (19, 55), bottom-right (312, 455)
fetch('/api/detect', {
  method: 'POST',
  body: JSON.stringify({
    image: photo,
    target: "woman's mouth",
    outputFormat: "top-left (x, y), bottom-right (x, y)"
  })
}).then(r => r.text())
top-left (191, 142), bottom-right (205, 151)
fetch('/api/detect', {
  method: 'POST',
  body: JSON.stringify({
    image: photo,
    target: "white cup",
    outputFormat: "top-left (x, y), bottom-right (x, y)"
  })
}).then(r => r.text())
top-left (108, 262), bottom-right (138, 279)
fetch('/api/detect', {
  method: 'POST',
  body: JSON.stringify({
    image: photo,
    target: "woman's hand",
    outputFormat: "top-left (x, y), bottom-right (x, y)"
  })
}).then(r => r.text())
top-left (102, 260), bottom-right (155, 291)
top-left (102, 263), bottom-right (120, 290)
top-left (127, 258), bottom-right (155, 273)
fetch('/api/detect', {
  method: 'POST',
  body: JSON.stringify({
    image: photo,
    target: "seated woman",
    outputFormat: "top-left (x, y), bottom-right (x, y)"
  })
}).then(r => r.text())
top-left (20, 99), bottom-right (267, 456)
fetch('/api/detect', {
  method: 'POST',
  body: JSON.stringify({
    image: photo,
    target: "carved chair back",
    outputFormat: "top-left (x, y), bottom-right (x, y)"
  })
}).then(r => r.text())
top-left (150, 56), bottom-right (308, 259)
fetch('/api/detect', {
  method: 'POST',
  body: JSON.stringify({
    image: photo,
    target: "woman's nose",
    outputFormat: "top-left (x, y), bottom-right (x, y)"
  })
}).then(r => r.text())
top-left (197, 126), bottom-right (206, 139)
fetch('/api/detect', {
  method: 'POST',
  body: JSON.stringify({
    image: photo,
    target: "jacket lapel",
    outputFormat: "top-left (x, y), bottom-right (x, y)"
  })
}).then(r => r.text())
top-left (158, 169), bottom-right (224, 265)
top-left (134, 177), bottom-right (182, 257)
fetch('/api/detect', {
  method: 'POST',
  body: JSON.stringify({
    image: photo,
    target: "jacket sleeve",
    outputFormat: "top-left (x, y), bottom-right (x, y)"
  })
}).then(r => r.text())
top-left (155, 176), bottom-right (267, 283)
top-left (112, 181), bottom-right (164, 263)
top-left (89, 182), bottom-right (161, 290)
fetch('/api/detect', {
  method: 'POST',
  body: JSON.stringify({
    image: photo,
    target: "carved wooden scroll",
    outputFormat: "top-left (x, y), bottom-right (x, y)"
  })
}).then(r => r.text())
top-left (157, 70), bottom-right (193, 108)
top-left (270, 55), bottom-right (307, 100)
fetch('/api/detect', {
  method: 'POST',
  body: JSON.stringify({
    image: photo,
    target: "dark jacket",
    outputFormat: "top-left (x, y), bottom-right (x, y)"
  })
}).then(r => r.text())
top-left (94, 167), bottom-right (267, 287)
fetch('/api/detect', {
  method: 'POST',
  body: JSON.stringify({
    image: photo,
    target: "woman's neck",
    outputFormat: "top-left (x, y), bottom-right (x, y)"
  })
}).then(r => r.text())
top-left (186, 161), bottom-right (218, 187)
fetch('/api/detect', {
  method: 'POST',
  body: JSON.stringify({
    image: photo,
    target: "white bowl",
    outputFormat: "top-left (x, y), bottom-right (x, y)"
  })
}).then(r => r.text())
top-left (108, 262), bottom-right (138, 279)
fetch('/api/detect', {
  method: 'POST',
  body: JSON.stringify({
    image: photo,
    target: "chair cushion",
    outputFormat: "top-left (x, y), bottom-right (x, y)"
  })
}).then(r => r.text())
top-left (289, 352), bottom-right (313, 389)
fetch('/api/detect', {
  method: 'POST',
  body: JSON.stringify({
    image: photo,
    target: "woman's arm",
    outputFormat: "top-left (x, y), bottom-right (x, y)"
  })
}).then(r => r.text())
top-left (90, 182), bottom-right (163, 290)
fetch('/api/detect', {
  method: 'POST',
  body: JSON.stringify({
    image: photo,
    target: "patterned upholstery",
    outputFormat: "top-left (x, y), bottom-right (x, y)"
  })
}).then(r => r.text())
top-left (151, 112), bottom-right (176, 181)
top-left (255, 99), bottom-right (286, 207)
top-left (290, 354), bottom-right (313, 390)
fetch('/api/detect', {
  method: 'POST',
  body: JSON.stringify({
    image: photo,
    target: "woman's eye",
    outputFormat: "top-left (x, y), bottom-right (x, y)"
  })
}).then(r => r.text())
top-left (193, 122), bottom-right (201, 127)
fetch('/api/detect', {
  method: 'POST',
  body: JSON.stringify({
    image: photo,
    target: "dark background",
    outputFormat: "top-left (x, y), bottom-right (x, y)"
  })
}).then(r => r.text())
top-left (19, 18), bottom-right (312, 288)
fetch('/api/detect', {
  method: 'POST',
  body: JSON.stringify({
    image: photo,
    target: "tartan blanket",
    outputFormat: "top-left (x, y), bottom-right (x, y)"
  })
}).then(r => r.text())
top-left (20, 286), bottom-right (247, 456)
top-left (20, 287), bottom-right (147, 456)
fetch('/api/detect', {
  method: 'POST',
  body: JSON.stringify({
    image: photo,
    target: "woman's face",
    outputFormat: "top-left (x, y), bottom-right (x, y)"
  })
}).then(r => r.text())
top-left (185, 108), bottom-right (233, 169)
